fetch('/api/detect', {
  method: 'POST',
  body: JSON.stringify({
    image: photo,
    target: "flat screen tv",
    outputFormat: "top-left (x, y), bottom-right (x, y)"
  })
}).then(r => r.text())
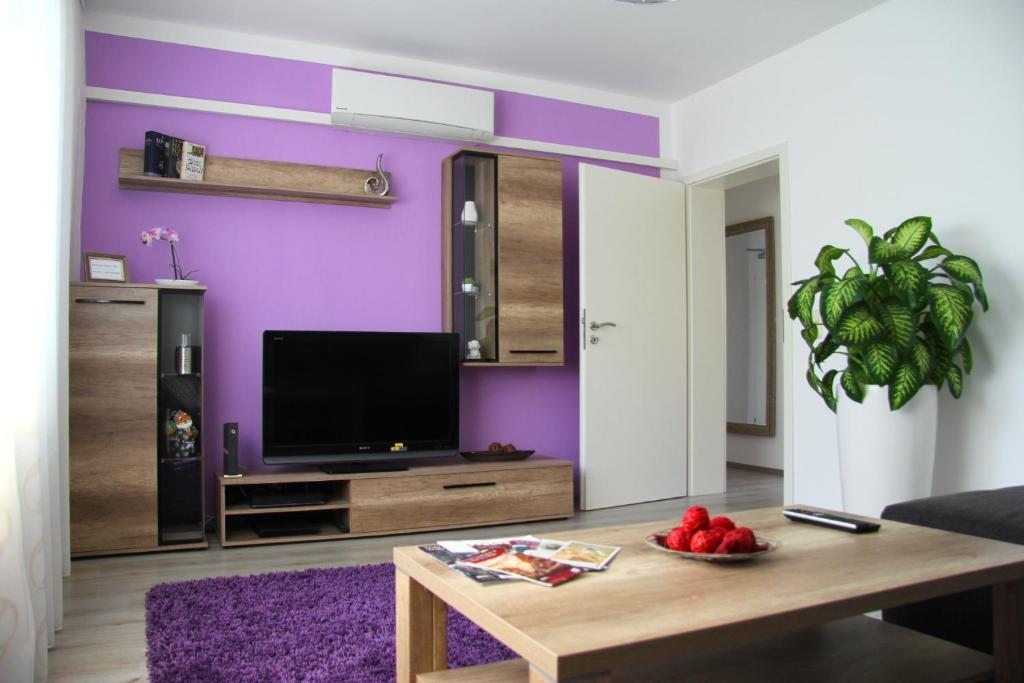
top-left (262, 331), bottom-right (459, 471)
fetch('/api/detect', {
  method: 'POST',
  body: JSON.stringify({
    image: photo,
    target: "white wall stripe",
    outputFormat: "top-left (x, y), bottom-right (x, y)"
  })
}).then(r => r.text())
top-left (84, 11), bottom-right (670, 118)
top-left (85, 86), bottom-right (678, 170)
top-left (86, 86), bottom-right (331, 125)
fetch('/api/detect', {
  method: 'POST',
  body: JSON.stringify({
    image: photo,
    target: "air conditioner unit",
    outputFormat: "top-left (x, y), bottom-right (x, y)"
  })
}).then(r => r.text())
top-left (331, 69), bottom-right (494, 142)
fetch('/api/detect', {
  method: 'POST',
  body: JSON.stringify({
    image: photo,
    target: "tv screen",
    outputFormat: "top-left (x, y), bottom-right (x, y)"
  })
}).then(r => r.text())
top-left (262, 331), bottom-right (459, 466)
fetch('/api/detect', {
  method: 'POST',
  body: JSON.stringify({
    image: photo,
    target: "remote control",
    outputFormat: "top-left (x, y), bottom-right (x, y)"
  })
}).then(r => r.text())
top-left (783, 508), bottom-right (880, 533)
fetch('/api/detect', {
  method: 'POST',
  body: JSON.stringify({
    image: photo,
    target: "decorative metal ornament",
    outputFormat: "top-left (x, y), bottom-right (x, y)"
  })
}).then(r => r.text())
top-left (363, 153), bottom-right (390, 196)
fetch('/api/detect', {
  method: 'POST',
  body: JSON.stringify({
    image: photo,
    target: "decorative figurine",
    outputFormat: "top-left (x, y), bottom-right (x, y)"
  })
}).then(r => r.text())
top-left (466, 339), bottom-right (482, 360)
top-left (363, 153), bottom-right (390, 196)
top-left (165, 409), bottom-right (199, 458)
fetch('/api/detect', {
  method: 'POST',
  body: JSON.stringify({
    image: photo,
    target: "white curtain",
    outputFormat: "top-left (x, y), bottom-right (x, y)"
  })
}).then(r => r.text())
top-left (0, 1), bottom-right (83, 681)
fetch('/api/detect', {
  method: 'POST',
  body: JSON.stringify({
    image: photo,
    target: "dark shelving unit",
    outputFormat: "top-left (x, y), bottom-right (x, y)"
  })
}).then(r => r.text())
top-left (157, 289), bottom-right (206, 545)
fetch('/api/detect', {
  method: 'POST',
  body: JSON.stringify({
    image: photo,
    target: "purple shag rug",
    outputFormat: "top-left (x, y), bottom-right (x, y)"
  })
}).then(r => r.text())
top-left (146, 562), bottom-right (514, 682)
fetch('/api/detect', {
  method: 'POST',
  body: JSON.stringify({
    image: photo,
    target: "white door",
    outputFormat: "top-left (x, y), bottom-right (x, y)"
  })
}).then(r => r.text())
top-left (579, 164), bottom-right (687, 510)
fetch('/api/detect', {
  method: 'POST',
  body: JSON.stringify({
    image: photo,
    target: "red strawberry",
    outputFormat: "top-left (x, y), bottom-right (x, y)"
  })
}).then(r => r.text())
top-left (728, 527), bottom-right (757, 553)
top-left (717, 530), bottom-right (747, 554)
top-left (666, 527), bottom-right (692, 551)
top-left (715, 535), bottom-right (739, 554)
top-left (681, 506), bottom-right (710, 533)
top-left (709, 515), bottom-right (735, 531)
top-left (653, 532), bottom-right (669, 547)
top-left (689, 527), bottom-right (726, 554)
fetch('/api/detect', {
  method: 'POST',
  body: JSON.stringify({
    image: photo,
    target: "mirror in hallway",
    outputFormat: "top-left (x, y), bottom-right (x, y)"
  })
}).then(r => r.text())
top-left (725, 216), bottom-right (775, 436)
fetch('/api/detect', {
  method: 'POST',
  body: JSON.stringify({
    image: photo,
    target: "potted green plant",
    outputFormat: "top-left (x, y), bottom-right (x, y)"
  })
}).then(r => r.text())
top-left (462, 276), bottom-right (478, 294)
top-left (787, 216), bottom-right (987, 515)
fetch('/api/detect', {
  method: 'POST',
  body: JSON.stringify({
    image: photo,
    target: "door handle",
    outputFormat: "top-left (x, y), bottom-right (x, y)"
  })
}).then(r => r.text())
top-left (589, 321), bottom-right (617, 330)
top-left (443, 482), bottom-right (497, 490)
top-left (74, 298), bottom-right (146, 305)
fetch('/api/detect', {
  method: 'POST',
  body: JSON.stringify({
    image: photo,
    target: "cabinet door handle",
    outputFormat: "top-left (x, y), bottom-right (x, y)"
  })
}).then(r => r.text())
top-left (74, 298), bottom-right (146, 305)
top-left (508, 349), bottom-right (558, 354)
top-left (443, 482), bottom-right (497, 490)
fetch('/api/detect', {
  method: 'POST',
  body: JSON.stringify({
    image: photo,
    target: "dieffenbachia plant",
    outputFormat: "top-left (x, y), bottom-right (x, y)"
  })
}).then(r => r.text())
top-left (787, 217), bottom-right (987, 412)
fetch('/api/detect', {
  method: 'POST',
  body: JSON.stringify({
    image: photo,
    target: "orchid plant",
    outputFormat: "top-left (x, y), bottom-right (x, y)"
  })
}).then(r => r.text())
top-left (140, 227), bottom-right (197, 281)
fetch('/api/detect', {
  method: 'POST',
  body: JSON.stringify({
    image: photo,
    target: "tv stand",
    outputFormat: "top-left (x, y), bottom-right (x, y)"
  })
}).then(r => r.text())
top-left (320, 462), bottom-right (409, 474)
top-left (217, 456), bottom-right (573, 548)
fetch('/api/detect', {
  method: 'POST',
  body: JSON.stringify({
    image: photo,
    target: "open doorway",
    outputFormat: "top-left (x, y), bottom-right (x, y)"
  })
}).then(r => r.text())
top-left (684, 151), bottom-right (792, 503)
top-left (725, 173), bottom-right (781, 472)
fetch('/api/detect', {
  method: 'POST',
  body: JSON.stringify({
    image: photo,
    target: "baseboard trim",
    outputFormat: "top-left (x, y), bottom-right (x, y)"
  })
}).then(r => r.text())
top-left (726, 462), bottom-right (783, 475)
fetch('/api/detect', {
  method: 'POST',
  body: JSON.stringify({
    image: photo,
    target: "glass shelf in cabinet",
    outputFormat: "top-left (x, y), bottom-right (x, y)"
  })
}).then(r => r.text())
top-left (453, 220), bottom-right (494, 231)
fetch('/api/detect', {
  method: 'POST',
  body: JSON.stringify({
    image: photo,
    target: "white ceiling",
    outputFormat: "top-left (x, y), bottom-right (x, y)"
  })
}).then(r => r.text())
top-left (83, 0), bottom-right (885, 103)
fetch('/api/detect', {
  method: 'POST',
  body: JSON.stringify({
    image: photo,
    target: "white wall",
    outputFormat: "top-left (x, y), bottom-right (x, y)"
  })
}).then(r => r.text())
top-left (725, 175), bottom-right (783, 469)
top-left (674, 0), bottom-right (1024, 506)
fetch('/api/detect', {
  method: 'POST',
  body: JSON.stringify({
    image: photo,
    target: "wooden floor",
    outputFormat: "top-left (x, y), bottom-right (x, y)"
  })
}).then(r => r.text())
top-left (48, 466), bottom-right (781, 682)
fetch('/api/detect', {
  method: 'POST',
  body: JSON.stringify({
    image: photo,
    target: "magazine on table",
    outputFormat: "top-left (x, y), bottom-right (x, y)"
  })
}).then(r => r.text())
top-left (454, 547), bottom-right (584, 587)
top-left (526, 539), bottom-right (621, 570)
top-left (422, 535), bottom-right (621, 587)
top-left (437, 536), bottom-right (541, 555)
top-left (417, 544), bottom-right (513, 584)
top-left (417, 536), bottom-right (541, 585)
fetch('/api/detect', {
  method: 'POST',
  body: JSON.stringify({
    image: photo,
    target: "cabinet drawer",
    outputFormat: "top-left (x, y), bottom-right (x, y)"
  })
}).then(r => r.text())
top-left (349, 465), bottom-right (573, 533)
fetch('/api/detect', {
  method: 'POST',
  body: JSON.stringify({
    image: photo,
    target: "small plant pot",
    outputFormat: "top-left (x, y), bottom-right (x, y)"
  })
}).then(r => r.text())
top-left (462, 283), bottom-right (476, 293)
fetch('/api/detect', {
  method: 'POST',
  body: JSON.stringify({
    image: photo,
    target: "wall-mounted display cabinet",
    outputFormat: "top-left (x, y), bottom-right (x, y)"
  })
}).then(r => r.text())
top-left (69, 282), bottom-right (208, 557)
top-left (442, 150), bottom-right (564, 366)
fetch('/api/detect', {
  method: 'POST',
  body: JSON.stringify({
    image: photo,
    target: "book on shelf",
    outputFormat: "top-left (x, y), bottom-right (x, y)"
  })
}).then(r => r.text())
top-left (164, 136), bottom-right (184, 178)
top-left (180, 141), bottom-right (206, 181)
top-left (143, 131), bottom-right (205, 180)
top-left (144, 131), bottom-right (168, 177)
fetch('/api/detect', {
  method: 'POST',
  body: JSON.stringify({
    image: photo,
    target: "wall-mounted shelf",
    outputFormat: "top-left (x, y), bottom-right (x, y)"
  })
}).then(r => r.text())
top-left (118, 148), bottom-right (397, 208)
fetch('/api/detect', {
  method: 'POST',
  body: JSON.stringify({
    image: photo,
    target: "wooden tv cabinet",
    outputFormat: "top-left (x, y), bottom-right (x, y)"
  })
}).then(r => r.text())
top-left (216, 456), bottom-right (574, 548)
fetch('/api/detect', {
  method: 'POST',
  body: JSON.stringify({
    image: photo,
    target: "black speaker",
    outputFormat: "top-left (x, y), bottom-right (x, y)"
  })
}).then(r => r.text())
top-left (223, 422), bottom-right (241, 477)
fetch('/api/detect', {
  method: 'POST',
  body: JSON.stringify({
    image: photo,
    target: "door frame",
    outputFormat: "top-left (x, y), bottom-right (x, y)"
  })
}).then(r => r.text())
top-left (681, 144), bottom-right (793, 504)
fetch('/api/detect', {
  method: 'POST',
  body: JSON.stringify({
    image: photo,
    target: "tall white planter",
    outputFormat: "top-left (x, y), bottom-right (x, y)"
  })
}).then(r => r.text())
top-left (837, 385), bottom-right (938, 517)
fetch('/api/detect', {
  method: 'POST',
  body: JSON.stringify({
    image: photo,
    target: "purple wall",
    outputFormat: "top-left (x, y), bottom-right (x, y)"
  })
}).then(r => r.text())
top-left (81, 32), bottom-right (659, 506)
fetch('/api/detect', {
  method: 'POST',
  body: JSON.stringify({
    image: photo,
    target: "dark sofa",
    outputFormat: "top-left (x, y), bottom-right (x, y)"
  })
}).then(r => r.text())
top-left (881, 485), bottom-right (1024, 653)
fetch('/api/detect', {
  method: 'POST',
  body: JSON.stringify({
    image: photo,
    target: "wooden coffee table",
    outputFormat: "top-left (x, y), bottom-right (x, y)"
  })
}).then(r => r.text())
top-left (393, 506), bottom-right (1024, 682)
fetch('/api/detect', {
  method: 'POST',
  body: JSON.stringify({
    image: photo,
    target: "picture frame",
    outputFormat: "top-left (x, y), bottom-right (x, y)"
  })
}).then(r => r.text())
top-left (84, 252), bottom-right (129, 283)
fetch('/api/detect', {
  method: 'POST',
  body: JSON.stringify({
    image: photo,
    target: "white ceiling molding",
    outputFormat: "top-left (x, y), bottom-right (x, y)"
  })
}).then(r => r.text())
top-left (83, 11), bottom-right (670, 119)
top-left (85, 86), bottom-right (678, 170)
